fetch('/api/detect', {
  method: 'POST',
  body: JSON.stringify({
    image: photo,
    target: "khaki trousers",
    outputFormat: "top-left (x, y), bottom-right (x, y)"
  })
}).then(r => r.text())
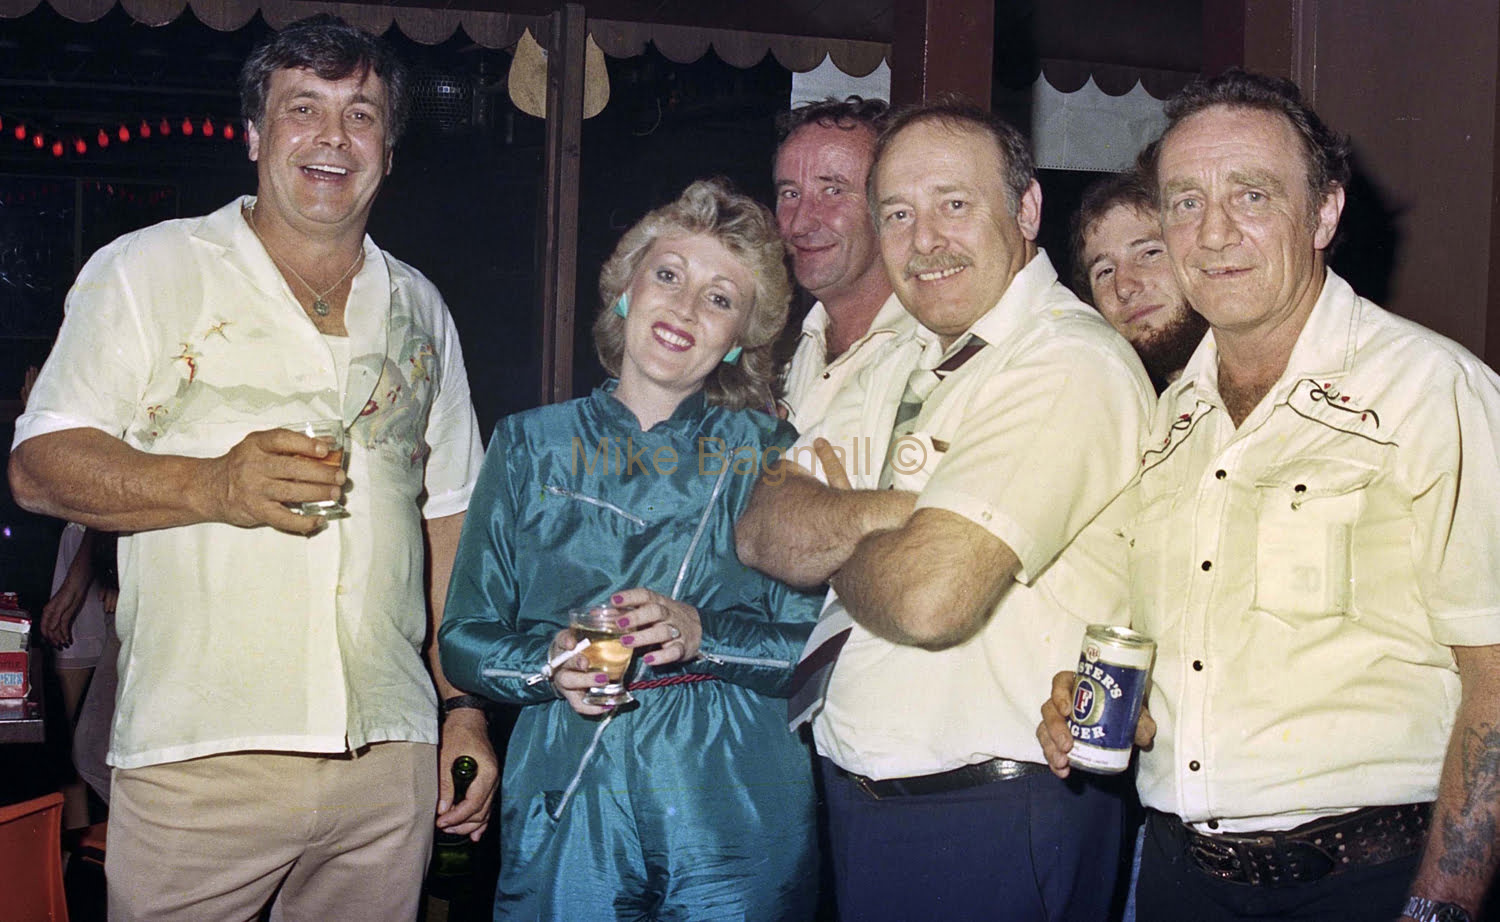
top-left (107, 742), bottom-right (436, 922)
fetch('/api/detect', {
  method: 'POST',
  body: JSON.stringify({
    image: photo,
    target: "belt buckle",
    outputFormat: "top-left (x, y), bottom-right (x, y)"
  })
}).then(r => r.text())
top-left (1187, 834), bottom-right (1247, 882)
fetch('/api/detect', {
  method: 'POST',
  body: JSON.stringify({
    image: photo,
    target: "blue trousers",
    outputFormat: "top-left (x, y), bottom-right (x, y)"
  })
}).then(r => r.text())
top-left (820, 758), bottom-right (1128, 922)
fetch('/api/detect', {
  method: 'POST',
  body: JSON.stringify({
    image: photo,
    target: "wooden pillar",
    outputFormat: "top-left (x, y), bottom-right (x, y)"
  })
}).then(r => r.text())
top-left (889, 0), bottom-right (994, 108)
top-left (537, 3), bottom-right (586, 406)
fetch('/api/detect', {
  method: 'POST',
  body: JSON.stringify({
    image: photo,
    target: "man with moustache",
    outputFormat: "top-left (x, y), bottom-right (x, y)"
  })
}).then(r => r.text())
top-left (1038, 69), bottom-right (1500, 922)
top-left (774, 96), bottom-right (915, 429)
top-left (737, 100), bottom-right (1153, 921)
top-left (1071, 170), bottom-right (1206, 391)
top-left (9, 16), bottom-right (495, 920)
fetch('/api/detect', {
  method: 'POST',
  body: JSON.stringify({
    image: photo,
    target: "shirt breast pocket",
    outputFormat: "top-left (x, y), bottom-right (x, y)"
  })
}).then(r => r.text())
top-left (1252, 459), bottom-right (1375, 620)
top-left (1126, 488), bottom-right (1184, 634)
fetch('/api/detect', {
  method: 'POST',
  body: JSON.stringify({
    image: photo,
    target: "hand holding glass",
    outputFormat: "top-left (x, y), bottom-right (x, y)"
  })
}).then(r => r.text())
top-left (281, 419), bottom-right (349, 519)
top-left (569, 604), bottom-right (634, 707)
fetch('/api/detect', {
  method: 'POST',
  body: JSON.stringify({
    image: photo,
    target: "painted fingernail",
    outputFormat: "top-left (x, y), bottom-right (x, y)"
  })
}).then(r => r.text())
top-left (617, 617), bottom-right (630, 628)
top-left (595, 674), bottom-right (609, 683)
top-left (643, 654), bottom-right (655, 664)
top-left (612, 594), bottom-right (625, 604)
top-left (621, 635), bottom-right (635, 646)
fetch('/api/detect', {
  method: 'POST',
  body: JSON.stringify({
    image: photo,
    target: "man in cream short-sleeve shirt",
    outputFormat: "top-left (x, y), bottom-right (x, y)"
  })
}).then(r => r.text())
top-left (739, 100), bottom-right (1153, 922)
top-left (10, 16), bottom-right (496, 921)
top-left (1039, 69), bottom-right (1500, 922)
top-left (773, 96), bottom-right (916, 430)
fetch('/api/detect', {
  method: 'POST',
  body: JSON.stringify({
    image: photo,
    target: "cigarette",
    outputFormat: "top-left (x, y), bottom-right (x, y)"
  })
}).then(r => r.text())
top-left (518, 637), bottom-right (592, 686)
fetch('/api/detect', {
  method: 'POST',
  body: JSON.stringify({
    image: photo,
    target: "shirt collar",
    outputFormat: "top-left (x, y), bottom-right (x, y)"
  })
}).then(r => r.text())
top-left (796, 291), bottom-right (913, 346)
top-left (1173, 268), bottom-right (1360, 411)
top-left (591, 379), bottom-right (710, 434)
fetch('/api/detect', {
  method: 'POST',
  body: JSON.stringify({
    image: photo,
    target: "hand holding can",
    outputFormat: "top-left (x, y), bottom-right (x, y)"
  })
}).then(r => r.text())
top-left (1065, 625), bottom-right (1155, 774)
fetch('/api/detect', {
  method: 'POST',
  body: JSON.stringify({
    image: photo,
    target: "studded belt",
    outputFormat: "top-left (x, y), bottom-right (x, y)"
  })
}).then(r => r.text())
top-left (843, 757), bottom-right (1049, 799)
top-left (1171, 802), bottom-right (1431, 887)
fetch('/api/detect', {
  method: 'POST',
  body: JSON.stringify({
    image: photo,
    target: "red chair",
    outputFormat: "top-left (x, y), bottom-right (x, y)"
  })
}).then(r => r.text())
top-left (0, 792), bottom-right (70, 921)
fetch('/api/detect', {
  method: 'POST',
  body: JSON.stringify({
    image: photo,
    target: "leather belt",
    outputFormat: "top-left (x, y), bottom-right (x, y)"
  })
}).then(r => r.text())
top-left (844, 758), bottom-right (1048, 799)
top-left (1172, 802), bottom-right (1431, 887)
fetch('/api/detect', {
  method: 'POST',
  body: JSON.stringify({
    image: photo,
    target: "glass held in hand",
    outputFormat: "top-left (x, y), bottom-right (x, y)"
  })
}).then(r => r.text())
top-left (281, 418), bottom-right (349, 520)
top-left (569, 604), bottom-right (635, 707)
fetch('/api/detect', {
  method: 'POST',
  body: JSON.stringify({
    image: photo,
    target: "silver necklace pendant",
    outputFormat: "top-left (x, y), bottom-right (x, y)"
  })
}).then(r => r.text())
top-left (313, 298), bottom-right (331, 317)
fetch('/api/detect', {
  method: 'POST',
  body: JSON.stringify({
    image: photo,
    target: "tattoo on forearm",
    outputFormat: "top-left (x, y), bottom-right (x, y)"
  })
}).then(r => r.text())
top-left (1437, 722), bottom-right (1500, 878)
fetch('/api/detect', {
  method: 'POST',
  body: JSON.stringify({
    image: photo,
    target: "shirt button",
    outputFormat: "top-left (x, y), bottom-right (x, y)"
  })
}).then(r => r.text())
top-left (1193, 660), bottom-right (1204, 671)
top-left (1215, 469), bottom-right (1226, 480)
top-left (822, 372), bottom-right (831, 379)
top-left (1294, 483), bottom-right (1307, 493)
top-left (1189, 760), bottom-right (1201, 771)
top-left (1207, 819), bottom-right (1219, 830)
top-left (1201, 560), bottom-right (1212, 571)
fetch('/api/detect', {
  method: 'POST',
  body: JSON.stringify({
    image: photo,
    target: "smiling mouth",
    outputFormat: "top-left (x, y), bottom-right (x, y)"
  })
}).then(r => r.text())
top-left (653, 323), bottom-right (694, 351)
top-left (913, 265), bottom-right (966, 282)
top-left (1200, 266), bottom-right (1249, 278)
top-left (303, 164), bottom-right (350, 177)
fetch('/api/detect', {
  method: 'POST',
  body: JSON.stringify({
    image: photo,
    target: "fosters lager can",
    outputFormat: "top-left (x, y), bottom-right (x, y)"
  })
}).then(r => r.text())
top-left (1067, 625), bottom-right (1156, 774)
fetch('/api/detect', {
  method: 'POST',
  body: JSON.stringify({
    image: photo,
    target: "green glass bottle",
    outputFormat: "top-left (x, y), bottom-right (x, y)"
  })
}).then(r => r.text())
top-left (429, 755), bottom-right (479, 882)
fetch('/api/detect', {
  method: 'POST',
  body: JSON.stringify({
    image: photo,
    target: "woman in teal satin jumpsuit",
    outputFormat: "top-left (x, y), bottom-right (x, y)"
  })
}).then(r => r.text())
top-left (440, 180), bottom-right (822, 920)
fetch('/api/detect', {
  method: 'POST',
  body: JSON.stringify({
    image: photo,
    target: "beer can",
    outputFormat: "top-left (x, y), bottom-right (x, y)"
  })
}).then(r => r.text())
top-left (1066, 625), bottom-right (1156, 774)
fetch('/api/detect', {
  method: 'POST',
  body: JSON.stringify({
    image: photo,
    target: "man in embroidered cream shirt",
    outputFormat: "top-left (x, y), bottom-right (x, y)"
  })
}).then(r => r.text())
top-left (10, 16), bottom-right (495, 921)
top-left (738, 100), bottom-right (1153, 921)
top-left (773, 96), bottom-right (916, 429)
top-left (1038, 69), bottom-right (1500, 922)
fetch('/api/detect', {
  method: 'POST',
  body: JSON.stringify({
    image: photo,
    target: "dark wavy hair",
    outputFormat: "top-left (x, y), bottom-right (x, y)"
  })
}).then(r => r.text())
top-left (775, 95), bottom-right (890, 145)
top-left (1141, 68), bottom-right (1351, 220)
top-left (870, 95), bottom-right (1035, 218)
top-left (1069, 171), bottom-right (1158, 304)
top-left (240, 14), bottom-right (411, 148)
top-left (593, 179), bottom-right (792, 412)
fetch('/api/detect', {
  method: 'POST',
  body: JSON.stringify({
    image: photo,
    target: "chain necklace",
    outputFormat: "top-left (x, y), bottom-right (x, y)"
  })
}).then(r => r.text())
top-left (247, 204), bottom-right (363, 317)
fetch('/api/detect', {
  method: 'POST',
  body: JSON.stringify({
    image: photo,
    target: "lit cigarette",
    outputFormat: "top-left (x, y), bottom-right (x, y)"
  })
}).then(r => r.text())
top-left (517, 637), bottom-right (592, 686)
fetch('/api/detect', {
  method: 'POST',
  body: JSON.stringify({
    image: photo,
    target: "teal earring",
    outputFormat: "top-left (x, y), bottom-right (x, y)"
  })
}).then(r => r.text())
top-left (613, 293), bottom-right (629, 318)
top-left (722, 345), bottom-right (743, 365)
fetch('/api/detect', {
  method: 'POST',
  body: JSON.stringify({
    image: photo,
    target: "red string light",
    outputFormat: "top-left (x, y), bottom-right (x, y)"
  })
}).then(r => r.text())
top-left (0, 112), bottom-right (238, 155)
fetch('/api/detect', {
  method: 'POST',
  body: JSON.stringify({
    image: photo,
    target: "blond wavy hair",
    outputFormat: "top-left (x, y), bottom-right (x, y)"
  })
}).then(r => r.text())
top-left (594, 179), bottom-right (791, 412)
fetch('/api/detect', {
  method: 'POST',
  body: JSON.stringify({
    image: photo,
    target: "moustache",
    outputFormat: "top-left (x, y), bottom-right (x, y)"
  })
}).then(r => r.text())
top-left (904, 255), bottom-right (972, 278)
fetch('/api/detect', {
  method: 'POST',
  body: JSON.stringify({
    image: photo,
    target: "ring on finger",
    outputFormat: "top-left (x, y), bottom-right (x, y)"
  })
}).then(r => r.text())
top-left (667, 624), bottom-right (682, 641)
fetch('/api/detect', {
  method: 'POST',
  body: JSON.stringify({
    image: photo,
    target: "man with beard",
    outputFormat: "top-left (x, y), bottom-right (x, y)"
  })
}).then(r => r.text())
top-left (1070, 170), bottom-right (1207, 391)
top-left (774, 96), bottom-right (915, 429)
top-left (738, 99), bottom-right (1152, 921)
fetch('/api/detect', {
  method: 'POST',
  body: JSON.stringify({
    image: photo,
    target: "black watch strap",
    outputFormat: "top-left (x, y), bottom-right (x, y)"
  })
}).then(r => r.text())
top-left (441, 694), bottom-right (489, 719)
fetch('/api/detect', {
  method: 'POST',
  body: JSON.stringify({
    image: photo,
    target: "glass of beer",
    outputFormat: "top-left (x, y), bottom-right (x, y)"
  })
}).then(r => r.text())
top-left (282, 418), bottom-right (349, 519)
top-left (569, 604), bottom-right (635, 707)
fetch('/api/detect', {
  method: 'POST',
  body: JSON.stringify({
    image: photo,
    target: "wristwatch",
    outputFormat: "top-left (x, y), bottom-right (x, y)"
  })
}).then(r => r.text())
top-left (440, 694), bottom-right (489, 720)
top-left (1403, 896), bottom-right (1474, 922)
